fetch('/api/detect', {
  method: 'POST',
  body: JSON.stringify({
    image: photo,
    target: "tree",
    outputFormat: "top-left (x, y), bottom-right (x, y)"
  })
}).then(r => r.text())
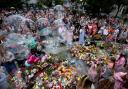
top-left (54, 0), bottom-right (64, 5)
top-left (114, 0), bottom-right (128, 17)
top-left (86, 0), bottom-right (115, 15)
top-left (37, 0), bottom-right (53, 7)
top-left (37, 0), bottom-right (64, 8)
top-left (0, 0), bottom-right (23, 8)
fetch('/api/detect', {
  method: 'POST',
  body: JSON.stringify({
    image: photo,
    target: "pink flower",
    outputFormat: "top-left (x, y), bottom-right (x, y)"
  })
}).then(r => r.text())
top-left (114, 72), bottom-right (127, 89)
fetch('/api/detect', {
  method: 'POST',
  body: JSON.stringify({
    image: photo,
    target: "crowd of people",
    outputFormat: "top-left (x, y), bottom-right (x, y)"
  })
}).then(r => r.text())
top-left (0, 6), bottom-right (128, 89)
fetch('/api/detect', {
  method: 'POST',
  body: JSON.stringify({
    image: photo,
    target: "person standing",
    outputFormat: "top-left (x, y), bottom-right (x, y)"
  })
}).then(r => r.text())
top-left (79, 27), bottom-right (85, 45)
top-left (66, 29), bottom-right (73, 48)
top-left (103, 26), bottom-right (108, 41)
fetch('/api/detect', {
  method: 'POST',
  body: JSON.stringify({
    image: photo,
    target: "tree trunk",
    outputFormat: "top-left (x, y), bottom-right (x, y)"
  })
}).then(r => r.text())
top-left (115, 4), bottom-right (121, 17)
top-left (120, 6), bottom-right (125, 16)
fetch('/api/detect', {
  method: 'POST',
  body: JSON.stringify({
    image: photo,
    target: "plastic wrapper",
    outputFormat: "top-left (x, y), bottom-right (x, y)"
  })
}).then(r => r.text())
top-left (54, 5), bottom-right (64, 11)
top-left (21, 18), bottom-right (35, 30)
top-left (56, 12), bottom-right (64, 19)
top-left (5, 33), bottom-right (37, 48)
top-left (54, 19), bottom-right (64, 27)
top-left (3, 15), bottom-right (35, 32)
top-left (49, 9), bottom-right (54, 14)
top-left (7, 44), bottom-right (29, 60)
top-left (4, 33), bottom-right (37, 60)
top-left (0, 31), bottom-right (7, 36)
top-left (5, 33), bottom-right (25, 46)
top-left (4, 15), bottom-right (23, 25)
top-left (44, 37), bottom-right (60, 53)
top-left (39, 27), bottom-right (52, 36)
top-left (36, 18), bottom-right (48, 30)
top-left (3, 15), bottom-right (25, 31)
top-left (25, 36), bottom-right (37, 49)
top-left (75, 59), bottom-right (89, 75)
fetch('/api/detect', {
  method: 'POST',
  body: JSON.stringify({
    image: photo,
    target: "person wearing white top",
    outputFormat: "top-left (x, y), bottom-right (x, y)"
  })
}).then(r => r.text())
top-left (58, 25), bottom-right (67, 43)
top-left (98, 26), bottom-right (105, 34)
top-left (113, 28), bottom-right (119, 42)
top-left (103, 27), bottom-right (108, 36)
top-left (79, 28), bottom-right (85, 45)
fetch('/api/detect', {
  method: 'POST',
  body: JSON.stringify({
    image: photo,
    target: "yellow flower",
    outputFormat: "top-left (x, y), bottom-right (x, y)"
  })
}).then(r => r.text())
top-left (33, 85), bottom-right (39, 89)
top-left (77, 76), bottom-right (81, 81)
top-left (44, 76), bottom-right (48, 80)
top-left (53, 80), bottom-right (57, 84)
top-left (67, 75), bottom-right (70, 80)
top-left (44, 74), bottom-right (48, 80)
